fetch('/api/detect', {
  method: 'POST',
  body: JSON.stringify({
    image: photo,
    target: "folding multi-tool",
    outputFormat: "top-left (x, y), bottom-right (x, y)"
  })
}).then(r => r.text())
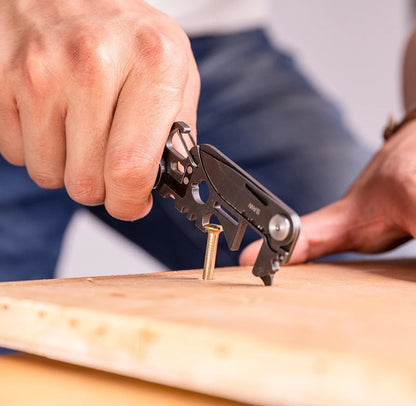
top-left (154, 122), bottom-right (301, 286)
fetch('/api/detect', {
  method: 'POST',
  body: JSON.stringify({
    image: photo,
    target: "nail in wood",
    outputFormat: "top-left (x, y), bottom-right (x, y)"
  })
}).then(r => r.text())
top-left (202, 224), bottom-right (223, 280)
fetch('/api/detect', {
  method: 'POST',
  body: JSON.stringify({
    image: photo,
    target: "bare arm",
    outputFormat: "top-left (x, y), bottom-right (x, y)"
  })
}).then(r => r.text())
top-left (403, 27), bottom-right (416, 111)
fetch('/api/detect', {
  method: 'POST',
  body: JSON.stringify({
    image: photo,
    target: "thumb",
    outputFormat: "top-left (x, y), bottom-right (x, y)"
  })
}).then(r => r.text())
top-left (239, 199), bottom-right (355, 266)
top-left (290, 199), bottom-right (355, 263)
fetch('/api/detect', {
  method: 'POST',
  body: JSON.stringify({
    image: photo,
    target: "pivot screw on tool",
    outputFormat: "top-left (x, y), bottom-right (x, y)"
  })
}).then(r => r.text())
top-left (268, 214), bottom-right (290, 242)
top-left (202, 224), bottom-right (223, 280)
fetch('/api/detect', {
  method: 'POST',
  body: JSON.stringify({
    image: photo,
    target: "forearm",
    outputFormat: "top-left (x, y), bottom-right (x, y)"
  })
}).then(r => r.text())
top-left (402, 26), bottom-right (416, 112)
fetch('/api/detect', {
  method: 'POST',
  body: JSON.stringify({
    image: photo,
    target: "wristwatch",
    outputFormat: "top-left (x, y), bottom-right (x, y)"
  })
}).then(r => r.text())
top-left (383, 108), bottom-right (416, 141)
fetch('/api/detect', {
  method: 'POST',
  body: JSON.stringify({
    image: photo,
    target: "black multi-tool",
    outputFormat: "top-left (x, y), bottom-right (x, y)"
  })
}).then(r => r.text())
top-left (154, 122), bottom-right (300, 286)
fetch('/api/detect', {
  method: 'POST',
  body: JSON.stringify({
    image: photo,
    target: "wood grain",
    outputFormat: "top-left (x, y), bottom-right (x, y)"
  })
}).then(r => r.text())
top-left (1, 261), bottom-right (416, 405)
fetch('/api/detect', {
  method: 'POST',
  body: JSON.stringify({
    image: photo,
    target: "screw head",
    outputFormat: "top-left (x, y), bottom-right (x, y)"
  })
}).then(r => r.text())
top-left (204, 224), bottom-right (223, 234)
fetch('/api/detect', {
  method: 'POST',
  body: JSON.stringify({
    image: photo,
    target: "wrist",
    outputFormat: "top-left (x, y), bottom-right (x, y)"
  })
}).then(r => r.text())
top-left (383, 108), bottom-right (416, 141)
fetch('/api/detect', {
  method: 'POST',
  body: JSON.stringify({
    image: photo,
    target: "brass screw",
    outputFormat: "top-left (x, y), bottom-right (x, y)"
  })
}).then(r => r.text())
top-left (202, 224), bottom-right (223, 280)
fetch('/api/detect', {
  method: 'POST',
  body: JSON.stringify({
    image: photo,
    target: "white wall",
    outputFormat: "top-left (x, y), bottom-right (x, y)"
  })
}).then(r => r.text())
top-left (57, 0), bottom-right (412, 278)
top-left (268, 0), bottom-right (411, 147)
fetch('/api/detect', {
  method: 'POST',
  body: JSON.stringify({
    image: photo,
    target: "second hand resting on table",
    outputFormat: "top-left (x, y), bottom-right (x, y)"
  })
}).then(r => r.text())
top-left (242, 24), bottom-right (416, 265)
top-left (240, 121), bottom-right (416, 266)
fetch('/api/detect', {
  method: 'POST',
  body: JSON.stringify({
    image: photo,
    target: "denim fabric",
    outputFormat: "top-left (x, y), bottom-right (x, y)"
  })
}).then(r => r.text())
top-left (0, 29), bottom-right (371, 281)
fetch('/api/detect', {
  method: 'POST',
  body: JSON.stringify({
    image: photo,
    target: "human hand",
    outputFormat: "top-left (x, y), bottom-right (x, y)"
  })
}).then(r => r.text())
top-left (240, 121), bottom-right (416, 265)
top-left (0, 0), bottom-right (200, 220)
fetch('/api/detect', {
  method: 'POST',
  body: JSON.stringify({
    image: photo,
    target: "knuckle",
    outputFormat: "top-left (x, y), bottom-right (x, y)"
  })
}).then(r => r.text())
top-left (107, 149), bottom-right (157, 192)
top-left (21, 51), bottom-right (54, 97)
top-left (65, 31), bottom-right (109, 83)
top-left (65, 173), bottom-right (104, 205)
top-left (134, 23), bottom-right (188, 69)
top-left (104, 149), bottom-right (156, 220)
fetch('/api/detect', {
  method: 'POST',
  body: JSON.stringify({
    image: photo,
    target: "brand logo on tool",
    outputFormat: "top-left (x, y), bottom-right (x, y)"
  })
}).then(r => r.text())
top-left (248, 203), bottom-right (261, 215)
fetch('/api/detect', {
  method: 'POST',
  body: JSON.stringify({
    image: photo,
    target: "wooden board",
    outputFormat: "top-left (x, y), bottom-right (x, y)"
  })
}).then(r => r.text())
top-left (0, 354), bottom-right (245, 406)
top-left (1, 261), bottom-right (416, 405)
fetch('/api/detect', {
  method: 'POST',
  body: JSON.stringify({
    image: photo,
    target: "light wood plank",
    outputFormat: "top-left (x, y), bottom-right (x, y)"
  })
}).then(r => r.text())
top-left (1, 261), bottom-right (416, 405)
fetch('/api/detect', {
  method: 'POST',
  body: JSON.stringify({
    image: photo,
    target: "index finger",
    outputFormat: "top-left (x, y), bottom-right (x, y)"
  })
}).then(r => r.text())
top-left (104, 49), bottom-right (198, 220)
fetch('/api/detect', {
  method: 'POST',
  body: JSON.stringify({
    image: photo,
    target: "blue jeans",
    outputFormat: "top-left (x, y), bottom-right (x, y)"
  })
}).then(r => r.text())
top-left (0, 29), bottom-right (371, 281)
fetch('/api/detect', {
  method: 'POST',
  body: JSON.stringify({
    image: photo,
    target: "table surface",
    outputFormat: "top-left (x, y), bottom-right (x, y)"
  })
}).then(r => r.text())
top-left (1, 261), bottom-right (416, 406)
top-left (0, 354), bottom-right (246, 406)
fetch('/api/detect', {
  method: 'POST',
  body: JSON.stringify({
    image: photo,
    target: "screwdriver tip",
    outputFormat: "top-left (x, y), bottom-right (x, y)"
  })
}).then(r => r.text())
top-left (260, 274), bottom-right (274, 286)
